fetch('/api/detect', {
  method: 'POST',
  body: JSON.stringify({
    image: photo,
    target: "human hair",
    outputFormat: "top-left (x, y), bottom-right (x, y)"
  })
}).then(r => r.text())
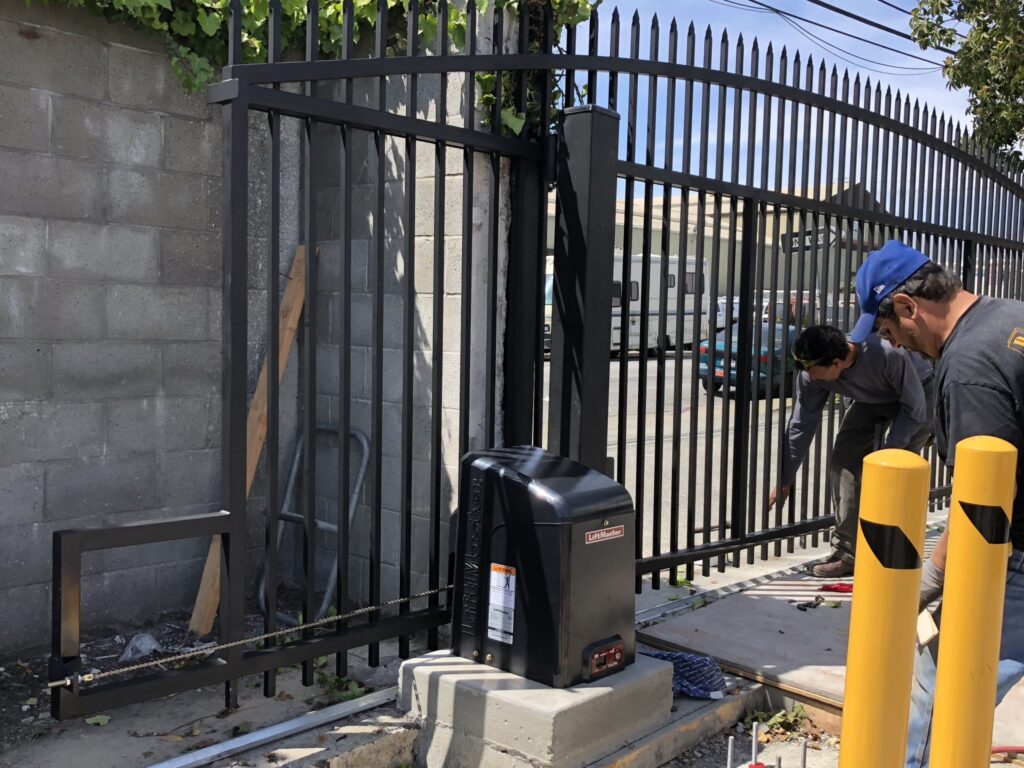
top-left (875, 261), bottom-right (961, 321)
top-left (792, 325), bottom-right (850, 369)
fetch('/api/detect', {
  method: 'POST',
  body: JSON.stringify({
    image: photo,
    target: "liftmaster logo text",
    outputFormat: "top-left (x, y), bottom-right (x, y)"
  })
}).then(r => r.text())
top-left (585, 525), bottom-right (625, 544)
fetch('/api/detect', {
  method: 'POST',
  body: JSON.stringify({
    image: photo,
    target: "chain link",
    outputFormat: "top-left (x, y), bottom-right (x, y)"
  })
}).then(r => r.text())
top-left (50, 585), bottom-right (452, 689)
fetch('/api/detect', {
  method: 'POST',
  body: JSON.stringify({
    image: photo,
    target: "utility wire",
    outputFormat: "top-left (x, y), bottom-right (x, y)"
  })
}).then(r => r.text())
top-left (869, 0), bottom-right (968, 40)
top-left (802, 0), bottom-right (956, 54)
top-left (735, 0), bottom-right (946, 67)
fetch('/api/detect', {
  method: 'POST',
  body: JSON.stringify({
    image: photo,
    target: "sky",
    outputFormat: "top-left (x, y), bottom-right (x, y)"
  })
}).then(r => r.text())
top-left (577, 0), bottom-right (970, 124)
top-left (558, 0), bottom-right (973, 201)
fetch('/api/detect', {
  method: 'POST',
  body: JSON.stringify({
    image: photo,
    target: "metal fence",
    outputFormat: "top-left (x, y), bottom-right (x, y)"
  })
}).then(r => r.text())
top-left (554, 10), bottom-right (1024, 588)
top-left (49, 0), bottom-right (1024, 718)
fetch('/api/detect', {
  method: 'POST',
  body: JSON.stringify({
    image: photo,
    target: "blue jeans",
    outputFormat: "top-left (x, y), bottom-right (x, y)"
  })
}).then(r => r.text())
top-left (905, 549), bottom-right (1024, 767)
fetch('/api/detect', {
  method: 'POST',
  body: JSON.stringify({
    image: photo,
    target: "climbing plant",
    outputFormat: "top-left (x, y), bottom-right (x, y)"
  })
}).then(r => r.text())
top-left (31, 0), bottom-right (599, 135)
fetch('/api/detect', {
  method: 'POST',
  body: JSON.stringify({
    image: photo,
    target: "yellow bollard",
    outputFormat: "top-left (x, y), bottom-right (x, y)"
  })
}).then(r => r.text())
top-left (839, 449), bottom-right (930, 768)
top-left (930, 435), bottom-right (1017, 768)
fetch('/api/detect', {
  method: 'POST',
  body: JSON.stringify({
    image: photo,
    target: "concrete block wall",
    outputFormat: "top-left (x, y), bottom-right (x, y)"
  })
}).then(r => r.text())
top-left (0, 0), bottom-right (231, 652)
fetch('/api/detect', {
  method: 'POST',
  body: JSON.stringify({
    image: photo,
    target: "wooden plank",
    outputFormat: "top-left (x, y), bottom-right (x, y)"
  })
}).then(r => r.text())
top-left (188, 246), bottom-right (308, 636)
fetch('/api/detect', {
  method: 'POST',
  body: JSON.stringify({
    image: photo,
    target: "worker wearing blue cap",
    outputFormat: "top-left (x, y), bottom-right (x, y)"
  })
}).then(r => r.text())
top-left (852, 240), bottom-right (1024, 767)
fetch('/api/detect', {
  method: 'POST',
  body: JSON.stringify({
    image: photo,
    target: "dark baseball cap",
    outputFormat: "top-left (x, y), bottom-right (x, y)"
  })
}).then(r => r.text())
top-left (850, 241), bottom-right (931, 343)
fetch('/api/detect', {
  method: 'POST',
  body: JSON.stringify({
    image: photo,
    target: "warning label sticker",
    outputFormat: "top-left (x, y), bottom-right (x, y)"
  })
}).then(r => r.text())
top-left (487, 563), bottom-right (516, 645)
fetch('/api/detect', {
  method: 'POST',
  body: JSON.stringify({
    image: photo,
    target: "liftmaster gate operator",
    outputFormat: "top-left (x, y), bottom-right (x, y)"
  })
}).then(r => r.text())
top-left (451, 447), bottom-right (636, 688)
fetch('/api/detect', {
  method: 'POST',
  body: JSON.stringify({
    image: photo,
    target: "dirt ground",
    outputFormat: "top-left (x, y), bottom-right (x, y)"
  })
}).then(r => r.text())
top-left (0, 605), bottom-right (423, 767)
top-left (665, 719), bottom-right (840, 768)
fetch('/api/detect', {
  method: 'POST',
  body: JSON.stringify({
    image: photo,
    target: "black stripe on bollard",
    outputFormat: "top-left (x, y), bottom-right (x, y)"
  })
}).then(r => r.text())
top-left (960, 502), bottom-right (1011, 545)
top-left (860, 519), bottom-right (923, 570)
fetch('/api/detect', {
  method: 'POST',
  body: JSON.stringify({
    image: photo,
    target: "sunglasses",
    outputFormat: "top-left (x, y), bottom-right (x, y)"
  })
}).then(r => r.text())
top-left (791, 353), bottom-right (825, 370)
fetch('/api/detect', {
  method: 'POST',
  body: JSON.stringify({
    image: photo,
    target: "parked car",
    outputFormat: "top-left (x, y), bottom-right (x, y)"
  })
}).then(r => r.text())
top-left (697, 323), bottom-right (798, 397)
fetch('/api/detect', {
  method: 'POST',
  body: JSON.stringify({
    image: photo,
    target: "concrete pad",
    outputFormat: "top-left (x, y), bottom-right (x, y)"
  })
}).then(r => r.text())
top-left (399, 650), bottom-right (674, 768)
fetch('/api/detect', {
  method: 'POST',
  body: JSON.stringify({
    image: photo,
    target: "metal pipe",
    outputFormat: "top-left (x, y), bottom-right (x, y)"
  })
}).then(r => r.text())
top-left (147, 687), bottom-right (397, 768)
top-left (931, 437), bottom-right (1017, 767)
top-left (839, 449), bottom-right (929, 768)
top-left (726, 734), bottom-right (735, 768)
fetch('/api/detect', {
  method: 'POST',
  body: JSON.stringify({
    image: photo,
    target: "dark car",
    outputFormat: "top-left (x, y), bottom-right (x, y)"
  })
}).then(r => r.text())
top-left (697, 323), bottom-right (798, 397)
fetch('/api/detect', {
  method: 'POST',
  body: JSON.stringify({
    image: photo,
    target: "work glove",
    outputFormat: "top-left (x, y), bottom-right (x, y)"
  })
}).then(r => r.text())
top-left (919, 557), bottom-right (944, 613)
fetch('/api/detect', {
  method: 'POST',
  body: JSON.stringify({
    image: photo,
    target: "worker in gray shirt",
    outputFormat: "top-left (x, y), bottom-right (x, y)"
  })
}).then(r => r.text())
top-left (769, 324), bottom-right (934, 578)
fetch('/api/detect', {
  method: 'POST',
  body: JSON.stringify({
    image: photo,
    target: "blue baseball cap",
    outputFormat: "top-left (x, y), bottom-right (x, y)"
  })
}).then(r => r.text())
top-left (850, 241), bottom-right (931, 343)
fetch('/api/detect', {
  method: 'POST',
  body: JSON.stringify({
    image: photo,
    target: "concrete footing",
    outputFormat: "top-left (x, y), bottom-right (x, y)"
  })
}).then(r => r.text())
top-left (398, 650), bottom-right (675, 768)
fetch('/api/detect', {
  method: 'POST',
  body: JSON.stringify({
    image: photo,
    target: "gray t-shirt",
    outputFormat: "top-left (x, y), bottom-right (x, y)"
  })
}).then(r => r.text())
top-left (934, 296), bottom-right (1024, 551)
top-left (781, 336), bottom-right (932, 485)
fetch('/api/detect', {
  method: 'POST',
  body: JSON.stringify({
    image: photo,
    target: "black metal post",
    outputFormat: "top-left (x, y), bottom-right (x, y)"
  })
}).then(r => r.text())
top-left (504, 157), bottom-right (544, 446)
top-left (549, 105), bottom-right (619, 473)
top-left (730, 199), bottom-right (756, 564)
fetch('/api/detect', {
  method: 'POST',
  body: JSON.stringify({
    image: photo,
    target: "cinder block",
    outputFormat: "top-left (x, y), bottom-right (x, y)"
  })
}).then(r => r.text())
top-left (80, 564), bottom-right (159, 630)
top-left (106, 396), bottom-right (212, 454)
top-left (0, 342), bottom-right (49, 400)
top-left (52, 342), bottom-right (159, 399)
top-left (161, 228), bottom-right (222, 287)
top-left (51, 95), bottom-right (162, 167)
top-left (44, 453), bottom-right (159, 521)
top-left (106, 284), bottom-right (209, 340)
top-left (0, 277), bottom-right (104, 339)
top-left (48, 220), bottom-right (159, 283)
top-left (401, 651), bottom-right (674, 768)
top-left (163, 115), bottom-right (221, 175)
top-left (157, 449), bottom-right (219, 508)
top-left (0, 401), bottom-right (104, 464)
top-left (0, 0), bottom-right (164, 51)
top-left (0, 463), bottom-right (44, 527)
top-left (161, 342), bottom-right (221, 396)
top-left (108, 167), bottom-right (217, 230)
top-left (107, 44), bottom-right (208, 119)
top-left (0, 149), bottom-right (106, 221)
top-left (0, 582), bottom-right (49, 655)
top-left (0, 19), bottom-right (106, 99)
top-left (0, 522), bottom-right (51, 588)
top-left (0, 84), bottom-right (48, 152)
top-left (0, 215), bottom-right (46, 277)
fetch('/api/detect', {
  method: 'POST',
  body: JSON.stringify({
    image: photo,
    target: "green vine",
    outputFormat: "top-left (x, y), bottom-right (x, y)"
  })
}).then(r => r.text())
top-left (30, 0), bottom-right (599, 135)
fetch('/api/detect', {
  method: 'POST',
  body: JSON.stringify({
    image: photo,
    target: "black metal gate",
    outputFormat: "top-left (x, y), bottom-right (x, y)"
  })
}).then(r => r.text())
top-left (50, 0), bottom-right (1024, 718)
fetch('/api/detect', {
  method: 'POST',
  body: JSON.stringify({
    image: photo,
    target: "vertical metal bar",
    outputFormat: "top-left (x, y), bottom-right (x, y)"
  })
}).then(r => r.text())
top-left (335, 0), bottom-right (354, 677)
top-left (263, 0), bottom-right (282, 699)
top-left (756, 43), bottom-right (775, 562)
top-left (608, 8), bottom-right (620, 110)
top-left (587, 8), bottom-right (599, 104)
top-left (367, 0), bottom-right (387, 669)
top-left (485, 6), bottom-right (502, 449)
top-left (398, 0), bottom-right (420, 661)
top-left (300, 0), bottom-right (320, 687)
top-left (459, 0), bottom-right (477, 465)
top-left (634, 15), bottom-right (659, 584)
top-left (656, 18), bottom-right (677, 585)
top-left (744, 39), bottom-right (764, 564)
top-left (681, 22), bottom-right (698, 584)
top-left (427, 0), bottom-right (449, 651)
top-left (565, 18), bottom-right (577, 107)
top-left (698, 26), bottom-right (715, 577)
top-left (533, 1), bottom-right (553, 445)
top-left (616, 13), bottom-right (641, 496)
top-left (50, 533), bottom-right (81, 720)
top-left (222, 0), bottom-right (248, 711)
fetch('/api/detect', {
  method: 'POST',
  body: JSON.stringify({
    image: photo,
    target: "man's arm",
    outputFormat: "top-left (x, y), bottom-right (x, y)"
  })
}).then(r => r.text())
top-left (779, 373), bottom-right (828, 486)
top-left (884, 348), bottom-right (928, 449)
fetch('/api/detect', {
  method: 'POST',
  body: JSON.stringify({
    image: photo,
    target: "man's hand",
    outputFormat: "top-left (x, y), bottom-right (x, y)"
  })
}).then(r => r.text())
top-left (769, 484), bottom-right (792, 507)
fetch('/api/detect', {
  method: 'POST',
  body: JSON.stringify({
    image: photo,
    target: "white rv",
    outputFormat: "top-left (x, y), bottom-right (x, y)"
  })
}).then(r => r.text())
top-left (543, 251), bottom-right (709, 353)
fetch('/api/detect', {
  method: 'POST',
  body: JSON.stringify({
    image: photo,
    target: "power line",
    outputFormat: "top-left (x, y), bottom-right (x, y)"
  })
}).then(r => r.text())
top-left (802, 0), bottom-right (957, 54)
top-left (869, 0), bottom-right (968, 39)
top-left (736, 0), bottom-right (946, 67)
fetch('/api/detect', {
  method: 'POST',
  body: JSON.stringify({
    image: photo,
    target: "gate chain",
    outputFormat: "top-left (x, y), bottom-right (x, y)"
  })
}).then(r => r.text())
top-left (49, 585), bottom-right (453, 690)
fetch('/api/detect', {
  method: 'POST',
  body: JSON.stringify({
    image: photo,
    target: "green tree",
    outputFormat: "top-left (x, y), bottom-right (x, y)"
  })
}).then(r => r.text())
top-left (911, 0), bottom-right (1024, 151)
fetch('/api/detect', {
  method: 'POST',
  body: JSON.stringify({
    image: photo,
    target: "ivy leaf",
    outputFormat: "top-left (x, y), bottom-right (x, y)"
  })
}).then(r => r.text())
top-left (476, 72), bottom-right (497, 92)
top-left (501, 107), bottom-right (526, 136)
top-left (449, 20), bottom-right (466, 50)
top-left (85, 715), bottom-right (111, 727)
top-left (171, 9), bottom-right (196, 36)
top-left (197, 8), bottom-right (223, 36)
